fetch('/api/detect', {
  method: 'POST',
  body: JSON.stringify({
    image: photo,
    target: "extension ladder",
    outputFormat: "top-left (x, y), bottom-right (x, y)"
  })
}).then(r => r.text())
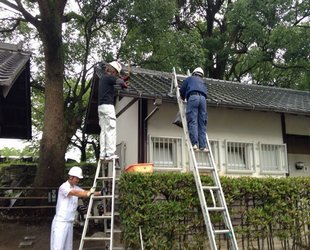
top-left (79, 158), bottom-right (121, 250)
top-left (172, 68), bottom-right (238, 250)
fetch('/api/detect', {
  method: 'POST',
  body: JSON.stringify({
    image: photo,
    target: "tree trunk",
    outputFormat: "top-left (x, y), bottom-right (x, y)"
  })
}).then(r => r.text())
top-left (33, 1), bottom-right (67, 187)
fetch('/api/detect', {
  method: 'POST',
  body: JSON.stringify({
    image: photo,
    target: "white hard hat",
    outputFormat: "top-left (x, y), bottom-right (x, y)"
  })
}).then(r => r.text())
top-left (68, 166), bottom-right (83, 179)
top-left (192, 67), bottom-right (204, 77)
top-left (109, 61), bottom-right (122, 74)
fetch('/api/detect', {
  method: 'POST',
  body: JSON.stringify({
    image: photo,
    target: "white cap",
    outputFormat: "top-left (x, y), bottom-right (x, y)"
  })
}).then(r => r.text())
top-left (68, 166), bottom-right (83, 179)
top-left (109, 61), bottom-right (122, 74)
top-left (192, 67), bottom-right (204, 77)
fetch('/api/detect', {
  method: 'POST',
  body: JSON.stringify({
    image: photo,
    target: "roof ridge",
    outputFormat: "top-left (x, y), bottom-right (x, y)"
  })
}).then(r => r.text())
top-left (0, 42), bottom-right (31, 55)
top-left (127, 66), bottom-right (309, 94)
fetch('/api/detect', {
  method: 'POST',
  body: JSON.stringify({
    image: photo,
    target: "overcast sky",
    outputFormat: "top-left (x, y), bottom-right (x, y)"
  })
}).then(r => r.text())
top-left (0, 139), bottom-right (27, 150)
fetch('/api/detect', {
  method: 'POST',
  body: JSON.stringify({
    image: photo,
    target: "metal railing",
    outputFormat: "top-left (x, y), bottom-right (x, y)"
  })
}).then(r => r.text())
top-left (0, 186), bottom-right (58, 210)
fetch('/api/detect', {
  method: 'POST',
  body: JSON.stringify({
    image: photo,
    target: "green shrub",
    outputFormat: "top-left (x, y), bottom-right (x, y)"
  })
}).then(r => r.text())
top-left (119, 173), bottom-right (310, 250)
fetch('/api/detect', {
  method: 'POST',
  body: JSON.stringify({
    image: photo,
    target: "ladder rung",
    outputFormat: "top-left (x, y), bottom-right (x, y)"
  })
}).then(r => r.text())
top-left (103, 212), bottom-right (120, 216)
top-left (92, 195), bottom-right (113, 199)
top-left (84, 236), bottom-right (110, 241)
top-left (202, 186), bottom-right (220, 190)
top-left (214, 229), bottom-right (231, 234)
top-left (87, 215), bottom-right (112, 219)
top-left (207, 207), bottom-right (225, 211)
top-left (197, 166), bottom-right (214, 170)
top-left (97, 176), bottom-right (113, 180)
top-left (106, 228), bottom-right (122, 233)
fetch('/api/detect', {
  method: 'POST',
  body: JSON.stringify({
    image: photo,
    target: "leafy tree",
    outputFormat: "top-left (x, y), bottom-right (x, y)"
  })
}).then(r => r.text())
top-left (0, 145), bottom-right (37, 158)
top-left (0, 0), bottom-right (124, 186)
top-left (226, 0), bottom-right (310, 89)
top-left (117, 0), bottom-right (309, 89)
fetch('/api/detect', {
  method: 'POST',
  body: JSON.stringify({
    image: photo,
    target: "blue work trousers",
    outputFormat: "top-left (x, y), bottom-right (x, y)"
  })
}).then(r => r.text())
top-left (186, 95), bottom-right (207, 149)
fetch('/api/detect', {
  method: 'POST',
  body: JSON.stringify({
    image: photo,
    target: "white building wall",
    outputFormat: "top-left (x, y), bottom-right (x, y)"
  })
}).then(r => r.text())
top-left (117, 99), bottom-right (308, 178)
top-left (208, 108), bottom-right (283, 143)
top-left (147, 101), bottom-right (287, 177)
top-left (208, 108), bottom-right (285, 177)
top-left (115, 97), bottom-right (139, 168)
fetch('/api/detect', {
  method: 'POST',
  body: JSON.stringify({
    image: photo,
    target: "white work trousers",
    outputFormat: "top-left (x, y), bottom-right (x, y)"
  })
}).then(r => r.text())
top-left (50, 218), bottom-right (73, 250)
top-left (98, 104), bottom-right (116, 158)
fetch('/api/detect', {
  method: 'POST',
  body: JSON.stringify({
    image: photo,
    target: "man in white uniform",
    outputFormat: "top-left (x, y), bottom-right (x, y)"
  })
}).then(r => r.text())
top-left (50, 166), bottom-right (101, 250)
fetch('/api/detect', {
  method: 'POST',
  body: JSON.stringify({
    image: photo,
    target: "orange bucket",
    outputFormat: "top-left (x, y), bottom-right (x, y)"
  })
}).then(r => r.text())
top-left (125, 163), bottom-right (154, 173)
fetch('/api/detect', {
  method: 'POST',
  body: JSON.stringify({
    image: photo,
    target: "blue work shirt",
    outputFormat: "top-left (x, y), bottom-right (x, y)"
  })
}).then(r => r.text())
top-left (179, 75), bottom-right (208, 100)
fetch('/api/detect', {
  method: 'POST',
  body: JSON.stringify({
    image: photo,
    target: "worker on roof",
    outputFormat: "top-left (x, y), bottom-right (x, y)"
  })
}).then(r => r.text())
top-left (179, 67), bottom-right (209, 152)
top-left (97, 61), bottom-right (129, 161)
top-left (50, 166), bottom-right (102, 250)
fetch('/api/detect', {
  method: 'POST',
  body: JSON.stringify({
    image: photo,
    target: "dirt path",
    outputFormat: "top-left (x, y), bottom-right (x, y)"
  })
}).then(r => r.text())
top-left (0, 221), bottom-right (82, 250)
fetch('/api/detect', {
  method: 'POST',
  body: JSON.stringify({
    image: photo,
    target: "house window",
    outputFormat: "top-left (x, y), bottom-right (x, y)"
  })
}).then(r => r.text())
top-left (226, 141), bottom-right (254, 172)
top-left (260, 143), bottom-right (288, 173)
top-left (196, 140), bottom-right (220, 169)
top-left (149, 136), bottom-right (183, 170)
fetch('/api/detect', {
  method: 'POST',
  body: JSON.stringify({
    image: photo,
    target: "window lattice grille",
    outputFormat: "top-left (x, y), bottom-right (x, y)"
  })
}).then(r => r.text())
top-left (260, 143), bottom-right (287, 173)
top-left (226, 141), bottom-right (254, 171)
top-left (150, 136), bottom-right (182, 168)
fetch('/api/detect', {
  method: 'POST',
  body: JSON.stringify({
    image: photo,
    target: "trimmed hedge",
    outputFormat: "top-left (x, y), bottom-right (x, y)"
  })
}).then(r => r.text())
top-left (119, 173), bottom-right (310, 250)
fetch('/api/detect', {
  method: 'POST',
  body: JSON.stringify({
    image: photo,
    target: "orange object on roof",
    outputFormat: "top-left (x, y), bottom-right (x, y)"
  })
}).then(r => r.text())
top-left (125, 163), bottom-right (154, 173)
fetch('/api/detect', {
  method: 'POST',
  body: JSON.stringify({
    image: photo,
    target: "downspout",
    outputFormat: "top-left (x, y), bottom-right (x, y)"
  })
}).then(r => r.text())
top-left (138, 98), bottom-right (162, 163)
top-left (138, 99), bottom-right (147, 163)
top-left (281, 113), bottom-right (289, 176)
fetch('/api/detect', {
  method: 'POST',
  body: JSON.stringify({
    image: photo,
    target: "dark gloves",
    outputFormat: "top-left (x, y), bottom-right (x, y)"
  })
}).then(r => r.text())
top-left (121, 82), bottom-right (129, 89)
top-left (121, 75), bottom-right (130, 89)
top-left (116, 75), bottom-right (130, 89)
top-left (100, 187), bottom-right (107, 196)
top-left (122, 75), bottom-right (130, 81)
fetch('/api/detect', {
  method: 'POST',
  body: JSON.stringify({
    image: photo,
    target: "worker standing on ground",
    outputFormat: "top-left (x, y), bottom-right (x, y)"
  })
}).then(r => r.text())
top-left (50, 166), bottom-right (102, 250)
top-left (97, 61), bottom-right (129, 161)
top-left (179, 67), bottom-right (208, 152)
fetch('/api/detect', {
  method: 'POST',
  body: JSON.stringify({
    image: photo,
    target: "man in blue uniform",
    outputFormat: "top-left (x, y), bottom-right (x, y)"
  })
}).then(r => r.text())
top-left (179, 67), bottom-right (208, 152)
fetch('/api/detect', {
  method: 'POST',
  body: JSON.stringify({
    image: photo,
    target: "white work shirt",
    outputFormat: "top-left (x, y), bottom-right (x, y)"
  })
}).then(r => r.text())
top-left (54, 180), bottom-right (83, 222)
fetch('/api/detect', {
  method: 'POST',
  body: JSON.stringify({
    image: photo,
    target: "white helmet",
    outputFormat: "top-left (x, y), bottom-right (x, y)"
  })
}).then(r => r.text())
top-left (68, 166), bottom-right (83, 179)
top-left (192, 67), bottom-right (204, 77)
top-left (109, 61), bottom-right (122, 74)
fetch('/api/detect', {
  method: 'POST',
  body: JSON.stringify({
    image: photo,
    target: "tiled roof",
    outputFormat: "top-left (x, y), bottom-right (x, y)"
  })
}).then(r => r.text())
top-left (84, 66), bottom-right (309, 134)
top-left (117, 67), bottom-right (310, 116)
top-left (0, 42), bottom-right (31, 139)
top-left (0, 43), bottom-right (31, 98)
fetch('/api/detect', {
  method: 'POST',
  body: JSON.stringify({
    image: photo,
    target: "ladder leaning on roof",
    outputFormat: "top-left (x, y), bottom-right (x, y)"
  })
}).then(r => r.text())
top-left (172, 67), bottom-right (238, 250)
top-left (79, 158), bottom-right (122, 250)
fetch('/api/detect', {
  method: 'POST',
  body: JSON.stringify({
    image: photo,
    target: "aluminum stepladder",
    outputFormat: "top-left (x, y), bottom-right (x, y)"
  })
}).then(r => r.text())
top-left (172, 68), bottom-right (238, 250)
top-left (79, 158), bottom-right (121, 250)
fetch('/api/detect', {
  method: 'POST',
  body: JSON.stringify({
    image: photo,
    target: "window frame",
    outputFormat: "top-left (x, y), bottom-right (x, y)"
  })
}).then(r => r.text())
top-left (259, 142), bottom-right (288, 174)
top-left (148, 135), bottom-right (183, 171)
top-left (225, 140), bottom-right (255, 173)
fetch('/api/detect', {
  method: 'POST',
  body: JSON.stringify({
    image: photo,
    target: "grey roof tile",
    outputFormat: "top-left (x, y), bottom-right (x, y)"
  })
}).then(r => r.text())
top-left (116, 67), bottom-right (310, 116)
top-left (0, 42), bottom-right (31, 139)
top-left (0, 43), bottom-right (31, 97)
top-left (84, 65), bottom-right (310, 134)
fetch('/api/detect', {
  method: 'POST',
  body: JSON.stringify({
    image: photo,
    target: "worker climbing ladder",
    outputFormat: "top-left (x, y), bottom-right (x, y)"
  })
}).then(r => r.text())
top-left (79, 158), bottom-right (121, 250)
top-left (172, 68), bottom-right (238, 250)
